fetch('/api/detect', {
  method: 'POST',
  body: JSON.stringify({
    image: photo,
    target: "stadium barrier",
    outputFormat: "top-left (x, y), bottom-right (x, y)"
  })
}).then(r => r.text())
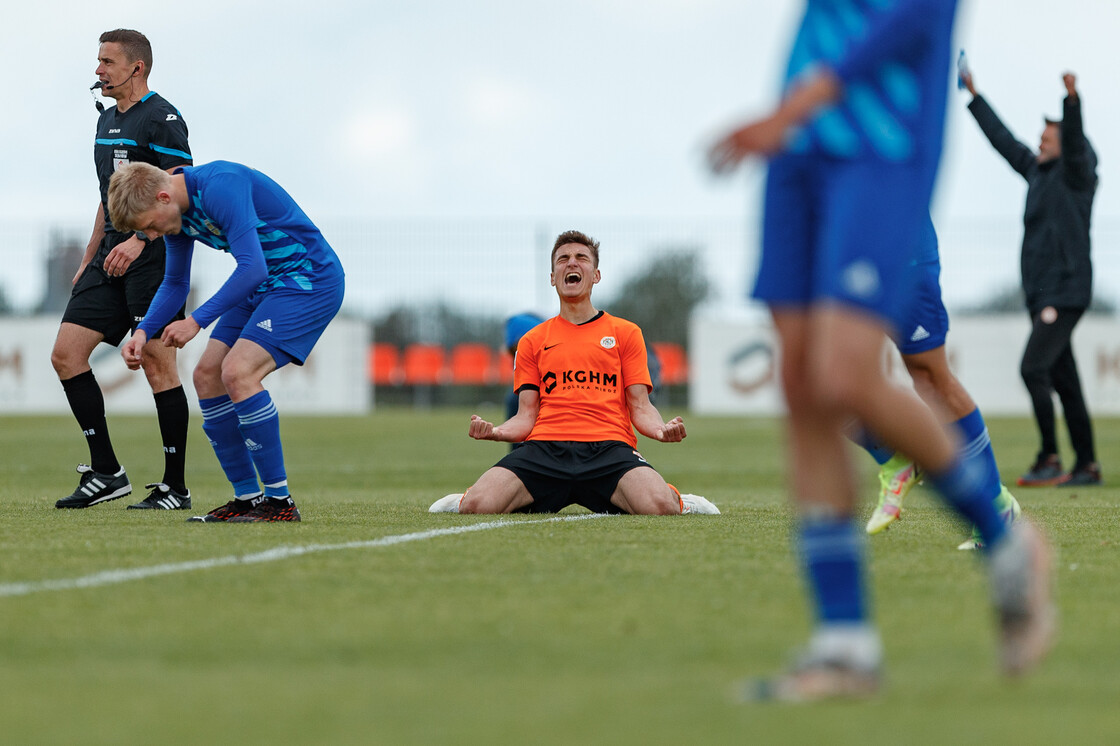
top-left (690, 312), bottom-right (1120, 416)
top-left (18, 311), bottom-right (1120, 418)
top-left (366, 342), bottom-right (687, 387)
top-left (0, 316), bottom-right (369, 414)
top-left (363, 341), bottom-right (688, 407)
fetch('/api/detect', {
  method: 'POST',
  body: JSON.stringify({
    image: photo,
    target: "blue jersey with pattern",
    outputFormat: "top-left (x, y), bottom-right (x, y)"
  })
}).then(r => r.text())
top-left (138, 161), bottom-right (343, 336)
top-left (782, 0), bottom-right (959, 165)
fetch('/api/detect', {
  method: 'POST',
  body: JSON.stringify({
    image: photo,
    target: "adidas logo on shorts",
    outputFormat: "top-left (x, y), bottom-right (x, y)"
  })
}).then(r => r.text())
top-left (256, 319), bottom-right (273, 332)
top-left (910, 325), bottom-right (931, 342)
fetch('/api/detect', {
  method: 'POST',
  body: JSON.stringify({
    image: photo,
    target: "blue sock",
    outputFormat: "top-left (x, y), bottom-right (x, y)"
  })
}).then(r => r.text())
top-left (200, 395), bottom-right (260, 498)
top-left (851, 426), bottom-right (894, 466)
top-left (798, 515), bottom-right (869, 624)
top-left (927, 452), bottom-right (1007, 550)
top-left (234, 391), bottom-right (289, 498)
top-left (954, 408), bottom-right (1002, 501)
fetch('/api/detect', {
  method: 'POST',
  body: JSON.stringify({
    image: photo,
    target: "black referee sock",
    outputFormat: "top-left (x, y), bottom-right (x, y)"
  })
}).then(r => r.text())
top-left (154, 385), bottom-right (189, 494)
top-left (61, 370), bottom-right (120, 475)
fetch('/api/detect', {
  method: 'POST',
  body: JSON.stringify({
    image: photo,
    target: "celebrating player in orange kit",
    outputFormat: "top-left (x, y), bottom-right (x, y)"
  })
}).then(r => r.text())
top-left (429, 230), bottom-right (718, 516)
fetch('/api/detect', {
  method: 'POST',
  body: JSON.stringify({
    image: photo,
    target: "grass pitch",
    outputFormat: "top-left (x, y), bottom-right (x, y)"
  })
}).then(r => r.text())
top-left (1, 410), bottom-right (1118, 745)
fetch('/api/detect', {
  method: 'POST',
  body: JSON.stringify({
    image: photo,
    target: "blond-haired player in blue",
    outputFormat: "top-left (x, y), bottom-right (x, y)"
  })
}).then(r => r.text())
top-left (109, 160), bottom-right (345, 523)
top-left (708, 0), bottom-right (1054, 701)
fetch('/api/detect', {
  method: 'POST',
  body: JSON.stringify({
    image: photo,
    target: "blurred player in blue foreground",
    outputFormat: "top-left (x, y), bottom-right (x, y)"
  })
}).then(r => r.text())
top-left (108, 161), bottom-right (345, 522)
top-left (857, 215), bottom-right (1021, 551)
top-left (708, 0), bottom-right (1054, 700)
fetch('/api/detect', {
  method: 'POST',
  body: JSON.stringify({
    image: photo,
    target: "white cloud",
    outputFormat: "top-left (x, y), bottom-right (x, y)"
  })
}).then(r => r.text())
top-left (343, 108), bottom-right (416, 160)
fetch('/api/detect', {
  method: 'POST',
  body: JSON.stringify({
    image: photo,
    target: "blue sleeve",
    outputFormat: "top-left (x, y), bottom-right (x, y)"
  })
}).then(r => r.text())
top-left (189, 174), bottom-right (269, 328)
top-left (137, 234), bottom-right (193, 337)
top-left (832, 0), bottom-right (956, 83)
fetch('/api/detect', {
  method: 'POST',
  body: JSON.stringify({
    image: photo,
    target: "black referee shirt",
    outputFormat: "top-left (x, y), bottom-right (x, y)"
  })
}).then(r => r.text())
top-left (93, 91), bottom-right (192, 243)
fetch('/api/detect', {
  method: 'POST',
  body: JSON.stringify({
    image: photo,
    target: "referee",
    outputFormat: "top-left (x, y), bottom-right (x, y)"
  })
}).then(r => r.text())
top-left (52, 29), bottom-right (194, 510)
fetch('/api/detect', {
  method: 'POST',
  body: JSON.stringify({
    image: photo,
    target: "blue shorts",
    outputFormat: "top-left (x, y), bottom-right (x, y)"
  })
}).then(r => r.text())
top-left (210, 278), bottom-right (345, 368)
top-left (894, 259), bottom-right (949, 355)
top-left (753, 153), bottom-right (936, 332)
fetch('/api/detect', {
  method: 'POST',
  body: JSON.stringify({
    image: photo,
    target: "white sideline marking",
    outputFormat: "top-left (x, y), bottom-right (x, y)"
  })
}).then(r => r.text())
top-left (0, 514), bottom-right (607, 598)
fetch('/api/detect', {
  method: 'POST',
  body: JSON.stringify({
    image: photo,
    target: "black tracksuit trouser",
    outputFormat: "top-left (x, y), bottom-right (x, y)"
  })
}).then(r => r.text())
top-left (1019, 307), bottom-right (1096, 467)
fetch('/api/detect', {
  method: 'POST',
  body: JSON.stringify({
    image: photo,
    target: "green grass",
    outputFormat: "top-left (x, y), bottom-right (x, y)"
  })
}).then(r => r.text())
top-left (1, 411), bottom-right (1118, 745)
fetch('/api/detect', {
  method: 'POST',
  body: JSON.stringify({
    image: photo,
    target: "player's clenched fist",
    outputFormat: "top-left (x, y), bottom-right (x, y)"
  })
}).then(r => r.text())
top-left (468, 414), bottom-right (497, 441)
top-left (657, 416), bottom-right (687, 443)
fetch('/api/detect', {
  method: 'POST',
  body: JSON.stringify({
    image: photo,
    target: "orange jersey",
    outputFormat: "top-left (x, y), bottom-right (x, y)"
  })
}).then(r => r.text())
top-left (514, 311), bottom-right (652, 448)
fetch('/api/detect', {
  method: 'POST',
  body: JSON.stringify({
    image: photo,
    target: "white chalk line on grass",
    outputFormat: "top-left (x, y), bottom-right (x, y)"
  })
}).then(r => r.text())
top-left (0, 513), bottom-right (608, 598)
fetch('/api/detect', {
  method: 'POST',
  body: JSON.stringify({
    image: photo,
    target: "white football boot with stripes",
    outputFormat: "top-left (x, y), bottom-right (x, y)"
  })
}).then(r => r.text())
top-left (127, 482), bottom-right (192, 510)
top-left (55, 464), bottom-right (132, 509)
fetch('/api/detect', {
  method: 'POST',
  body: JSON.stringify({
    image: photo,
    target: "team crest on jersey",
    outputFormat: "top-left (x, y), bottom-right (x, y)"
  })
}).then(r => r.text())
top-left (600, 336), bottom-right (616, 349)
top-left (203, 219), bottom-right (222, 236)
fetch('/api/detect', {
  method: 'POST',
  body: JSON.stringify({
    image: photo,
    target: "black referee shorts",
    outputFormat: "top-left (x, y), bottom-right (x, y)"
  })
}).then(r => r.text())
top-left (495, 440), bottom-right (655, 514)
top-left (61, 234), bottom-right (183, 345)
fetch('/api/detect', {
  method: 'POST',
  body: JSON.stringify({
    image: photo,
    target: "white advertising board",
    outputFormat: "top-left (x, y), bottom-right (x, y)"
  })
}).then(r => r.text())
top-left (690, 314), bottom-right (1120, 416)
top-left (0, 316), bottom-right (370, 414)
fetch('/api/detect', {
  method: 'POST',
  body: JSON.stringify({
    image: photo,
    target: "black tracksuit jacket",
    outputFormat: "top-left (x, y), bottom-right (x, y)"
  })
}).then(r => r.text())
top-left (968, 93), bottom-right (1097, 315)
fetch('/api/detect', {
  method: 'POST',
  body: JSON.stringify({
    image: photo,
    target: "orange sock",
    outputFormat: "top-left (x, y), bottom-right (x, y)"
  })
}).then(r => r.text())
top-left (667, 483), bottom-right (683, 513)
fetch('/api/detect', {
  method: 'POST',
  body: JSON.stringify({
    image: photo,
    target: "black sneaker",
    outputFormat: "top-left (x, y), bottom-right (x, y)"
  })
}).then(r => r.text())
top-left (187, 494), bottom-right (264, 523)
top-left (1016, 454), bottom-right (1063, 487)
top-left (127, 483), bottom-right (192, 510)
top-left (227, 496), bottom-right (302, 523)
top-left (1057, 462), bottom-right (1102, 487)
top-left (56, 464), bottom-right (132, 508)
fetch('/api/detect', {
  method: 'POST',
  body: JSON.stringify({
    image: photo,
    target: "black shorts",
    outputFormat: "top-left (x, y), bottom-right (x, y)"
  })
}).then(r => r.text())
top-left (61, 234), bottom-right (183, 345)
top-left (495, 440), bottom-right (655, 514)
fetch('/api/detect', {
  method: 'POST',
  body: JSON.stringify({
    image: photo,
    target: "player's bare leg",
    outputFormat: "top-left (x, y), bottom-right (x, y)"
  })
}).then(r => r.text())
top-left (861, 341), bottom-right (1023, 537)
top-left (127, 337), bottom-right (191, 510)
top-left (611, 467), bottom-right (679, 515)
top-left (743, 309), bottom-right (882, 702)
top-left (51, 322), bottom-right (102, 381)
top-left (457, 467), bottom-right (535, 513)
top-left (52, 323), bottom-right (133, 508)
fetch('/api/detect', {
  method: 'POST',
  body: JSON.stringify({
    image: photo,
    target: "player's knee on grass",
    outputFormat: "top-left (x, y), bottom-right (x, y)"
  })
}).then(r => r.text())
top-left (613, 468), bottom-right (679, 515)
top-left (459, 469), bottom-right (533, 513)
top-left (458, 489), bottom-right (523, 514)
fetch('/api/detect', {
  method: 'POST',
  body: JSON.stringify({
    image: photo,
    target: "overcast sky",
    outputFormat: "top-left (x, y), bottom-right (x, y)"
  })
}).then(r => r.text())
top-left (4, 0), bottom-right (1119, 226)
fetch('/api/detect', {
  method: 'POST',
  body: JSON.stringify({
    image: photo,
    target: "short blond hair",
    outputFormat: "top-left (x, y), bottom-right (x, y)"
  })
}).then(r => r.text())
top-left (108, 162), bottom-right (170, 232)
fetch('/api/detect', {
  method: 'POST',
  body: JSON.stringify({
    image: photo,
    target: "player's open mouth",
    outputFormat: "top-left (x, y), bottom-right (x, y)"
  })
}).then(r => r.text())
top-left (564, 272), bottom-right (581, 285)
